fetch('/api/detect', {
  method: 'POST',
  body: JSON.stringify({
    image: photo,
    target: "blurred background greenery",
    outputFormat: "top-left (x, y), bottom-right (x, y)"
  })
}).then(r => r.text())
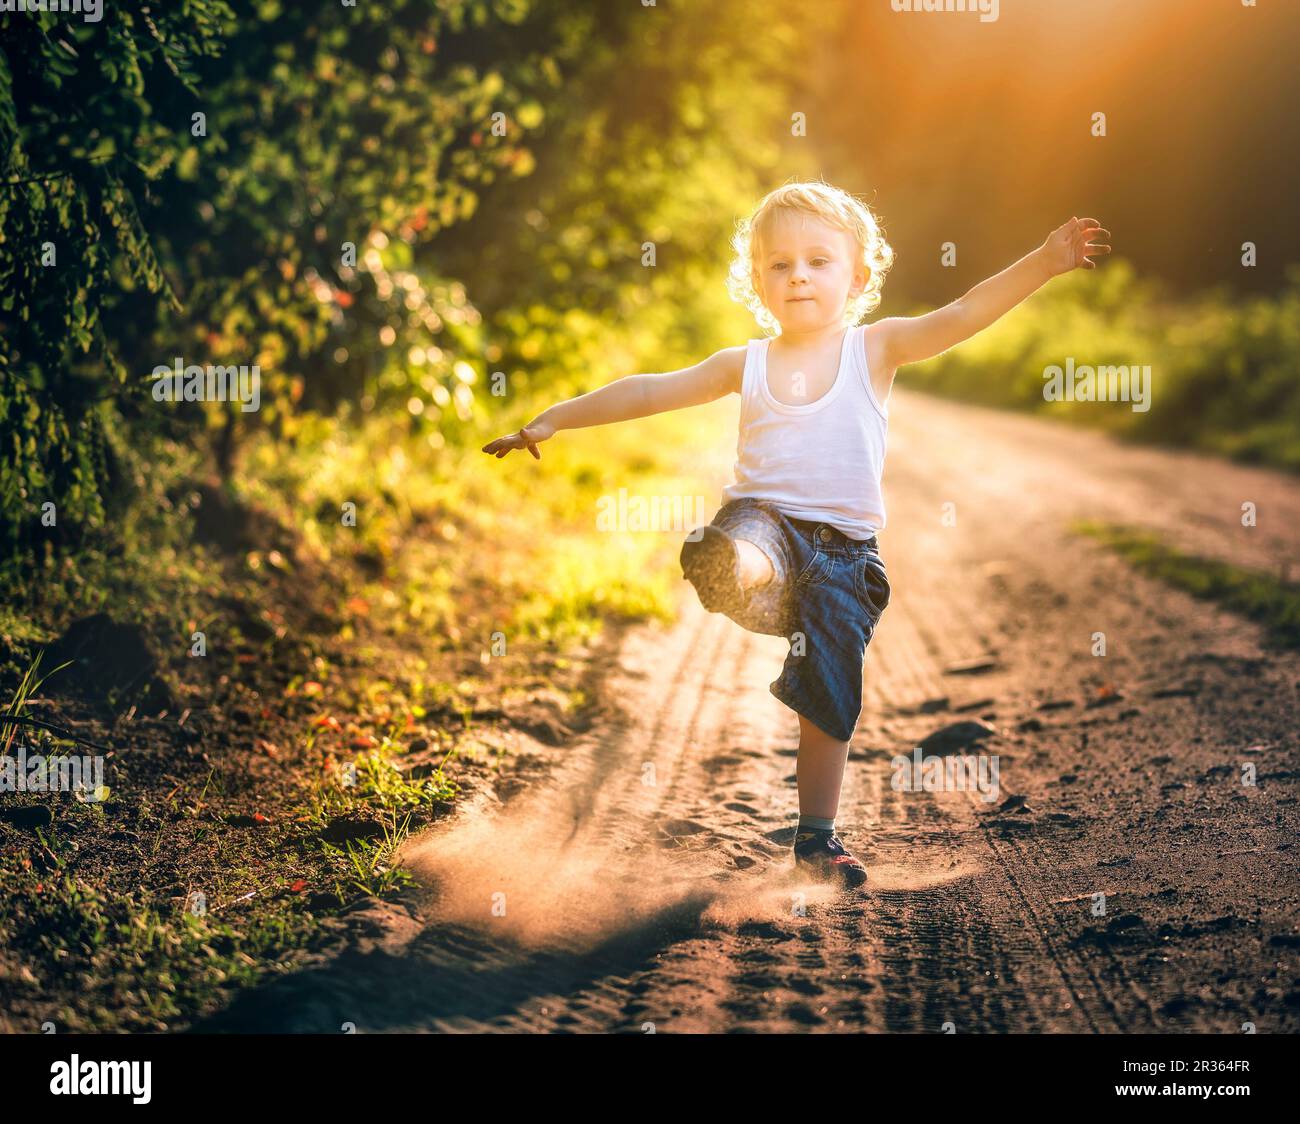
top-left (2, 0), bottom-right (1297, 596)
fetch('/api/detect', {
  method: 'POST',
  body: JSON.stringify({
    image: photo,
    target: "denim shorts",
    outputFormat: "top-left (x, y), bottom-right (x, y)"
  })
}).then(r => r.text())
top-left (695, 497), bottom-right (891, 743)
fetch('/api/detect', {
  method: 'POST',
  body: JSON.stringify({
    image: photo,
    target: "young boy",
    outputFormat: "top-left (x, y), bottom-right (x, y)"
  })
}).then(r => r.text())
top-left (483, 180), bottom-right (1109, 888)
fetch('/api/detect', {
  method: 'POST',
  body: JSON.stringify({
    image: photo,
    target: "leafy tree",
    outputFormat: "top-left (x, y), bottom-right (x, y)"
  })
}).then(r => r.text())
top-left (1, 0), bottom-right (816, 564)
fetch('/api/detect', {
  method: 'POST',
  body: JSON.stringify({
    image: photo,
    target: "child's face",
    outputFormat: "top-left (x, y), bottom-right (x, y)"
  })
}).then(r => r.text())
top-left (752, 212), bottom-right (866, 333)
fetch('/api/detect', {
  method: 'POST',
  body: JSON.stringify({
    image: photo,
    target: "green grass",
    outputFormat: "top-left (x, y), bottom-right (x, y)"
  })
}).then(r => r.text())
top-left (319, 813), bottom-right (418, 901)
top-left (0, 841), bottom-right (319, 1033)
top-left (1072, 519), bottom-right (1300, 649)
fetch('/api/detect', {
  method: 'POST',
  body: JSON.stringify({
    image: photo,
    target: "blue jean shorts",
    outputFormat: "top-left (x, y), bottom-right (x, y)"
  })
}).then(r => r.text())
top-left (695, 497), bottom-right (891, 742)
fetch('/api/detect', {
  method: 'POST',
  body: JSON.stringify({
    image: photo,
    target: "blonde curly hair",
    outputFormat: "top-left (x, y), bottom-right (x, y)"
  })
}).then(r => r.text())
top-left (727, 179), bottom-right (894, 336)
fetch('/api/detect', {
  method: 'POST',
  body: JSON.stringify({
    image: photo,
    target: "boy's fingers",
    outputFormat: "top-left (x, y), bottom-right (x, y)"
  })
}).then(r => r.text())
top-left (484, 430), bottom-right (545, 459)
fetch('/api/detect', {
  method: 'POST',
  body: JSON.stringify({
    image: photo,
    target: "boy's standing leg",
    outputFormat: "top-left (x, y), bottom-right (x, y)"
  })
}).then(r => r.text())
top-left (795, 712), bottom-right (849, 823)
top-left (791, 713), bottom-right (868, 887)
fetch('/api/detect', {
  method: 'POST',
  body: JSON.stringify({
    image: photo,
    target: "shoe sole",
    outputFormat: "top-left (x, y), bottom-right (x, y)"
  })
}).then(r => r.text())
top-left (680, 525), bottom-right (744, 614)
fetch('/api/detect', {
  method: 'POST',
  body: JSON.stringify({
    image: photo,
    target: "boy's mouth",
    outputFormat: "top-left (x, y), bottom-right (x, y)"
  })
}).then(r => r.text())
top-left (788, 296), bottom-right (814, 302)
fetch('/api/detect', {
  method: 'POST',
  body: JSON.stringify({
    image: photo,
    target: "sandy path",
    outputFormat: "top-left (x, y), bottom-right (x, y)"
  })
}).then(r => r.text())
top-left (197, 389), bottom-right (1299, 1033)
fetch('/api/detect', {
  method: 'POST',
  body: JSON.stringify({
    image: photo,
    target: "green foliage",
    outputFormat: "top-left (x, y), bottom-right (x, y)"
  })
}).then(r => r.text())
top-left (1, 3), bottom-right (233, 558)
top-left (1, 0), bottom-right (812, 567)
top-left (906, 260), bottom-right (1300, 470)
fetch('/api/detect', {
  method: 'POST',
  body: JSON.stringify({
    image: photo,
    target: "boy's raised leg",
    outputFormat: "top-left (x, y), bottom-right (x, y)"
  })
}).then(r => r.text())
top-left (734, 539), bottom-right (775, 590)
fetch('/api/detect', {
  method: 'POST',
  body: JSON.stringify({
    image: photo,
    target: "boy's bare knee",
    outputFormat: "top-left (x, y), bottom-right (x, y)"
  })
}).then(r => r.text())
top-left (734, 538), bottom-right (775, 587)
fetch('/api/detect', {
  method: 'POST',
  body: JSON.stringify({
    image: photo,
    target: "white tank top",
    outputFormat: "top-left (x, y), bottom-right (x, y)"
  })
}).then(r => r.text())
top-left (721, 322), bottom-right (889, 539)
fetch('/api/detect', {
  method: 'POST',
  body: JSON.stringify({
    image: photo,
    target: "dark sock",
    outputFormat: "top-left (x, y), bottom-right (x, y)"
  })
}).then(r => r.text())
top-left (797, 814), bottom-right (835, 833)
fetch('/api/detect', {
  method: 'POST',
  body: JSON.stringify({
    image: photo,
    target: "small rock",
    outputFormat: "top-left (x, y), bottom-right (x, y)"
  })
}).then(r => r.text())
top-left (1085, 691), bottom-right (1123, 710)
top-left (944, 657), bottom-right (998, 675)
top-left (319, 814), bottom-right (386, 843)
top-left (954, 697), bottom-right (997, 712)
top-left (916, 720), bottom-right (998, 756)
top-left (0, 805), bottom-right (53, 830)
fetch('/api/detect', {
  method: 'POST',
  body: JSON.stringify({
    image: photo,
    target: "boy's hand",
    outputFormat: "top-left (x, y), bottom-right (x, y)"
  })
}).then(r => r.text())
top-left (1040, 216), bottom-right (1111, 277)
top-left (481, 417), bottom-right (555, 460)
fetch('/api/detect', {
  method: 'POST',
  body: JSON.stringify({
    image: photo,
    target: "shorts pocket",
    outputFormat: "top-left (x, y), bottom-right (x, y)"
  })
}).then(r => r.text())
top-left (794, 549), bottom-right (834, 587)
top-left (855, 554), bottom-right (891, 617)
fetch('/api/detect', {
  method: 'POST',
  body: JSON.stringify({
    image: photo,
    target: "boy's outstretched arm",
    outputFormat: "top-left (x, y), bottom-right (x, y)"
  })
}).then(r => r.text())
top-left (481, 346), bottom-right (744, 459)
top-left (877, 217), bottom-right (1111, 370)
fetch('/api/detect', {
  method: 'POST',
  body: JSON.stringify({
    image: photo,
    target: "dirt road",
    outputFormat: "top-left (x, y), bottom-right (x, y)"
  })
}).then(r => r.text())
top-left (198, 388), bottom-right (1300, 1033)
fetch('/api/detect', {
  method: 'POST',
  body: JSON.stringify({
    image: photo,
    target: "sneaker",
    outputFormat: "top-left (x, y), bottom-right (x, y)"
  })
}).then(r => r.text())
top-left (793, 829), bottom-right (869, 889)
top-left (680, 525), bottom-right (744, 614)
